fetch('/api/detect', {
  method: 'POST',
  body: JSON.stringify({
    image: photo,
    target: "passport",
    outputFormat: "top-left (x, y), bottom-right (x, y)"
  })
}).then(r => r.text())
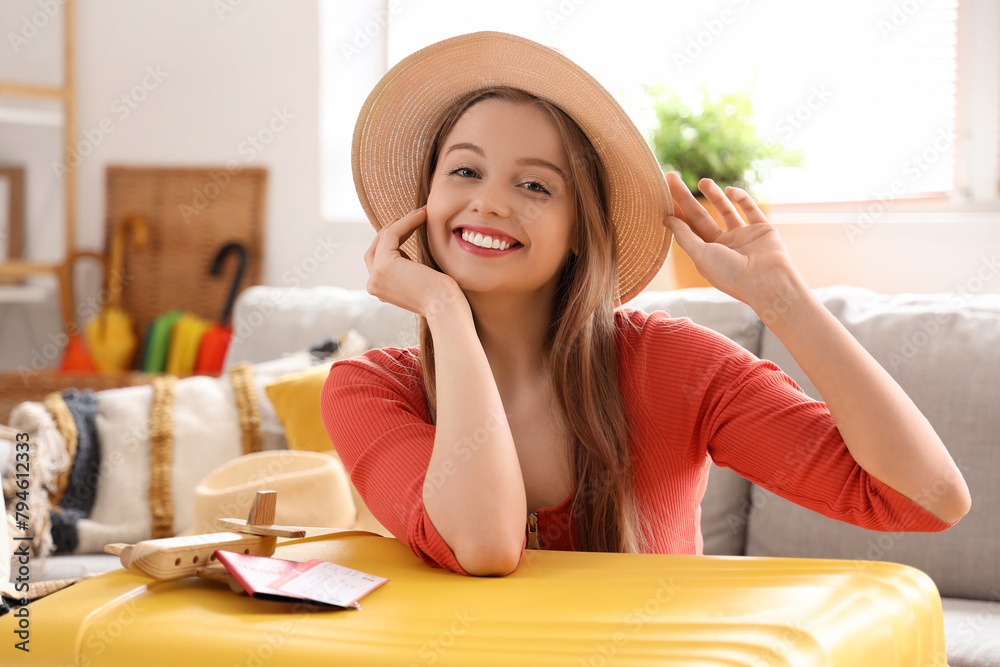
top-left (214, 550), bottom-right (388, 609)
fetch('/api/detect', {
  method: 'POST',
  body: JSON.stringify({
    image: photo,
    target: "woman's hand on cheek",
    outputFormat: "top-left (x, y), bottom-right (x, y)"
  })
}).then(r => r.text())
top-left (664, 172), bottom-right (807, 312)
top-left (364, 206), bottom-right (468, 319)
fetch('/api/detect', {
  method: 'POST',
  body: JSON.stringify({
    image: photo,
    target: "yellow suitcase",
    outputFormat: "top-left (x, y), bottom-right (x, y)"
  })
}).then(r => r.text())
top-left (1, 532), bottom-right (947, 666)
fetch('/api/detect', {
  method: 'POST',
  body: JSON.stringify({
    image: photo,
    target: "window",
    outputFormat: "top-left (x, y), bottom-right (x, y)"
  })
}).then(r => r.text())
top-left (321, 0), bottom-right (996, 221)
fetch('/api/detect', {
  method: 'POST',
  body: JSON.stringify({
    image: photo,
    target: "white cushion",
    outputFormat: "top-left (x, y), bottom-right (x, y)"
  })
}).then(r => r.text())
top-left (78, 355), bottom-right (316, 554)
top-left (223, 286), bottom-right (418, 368)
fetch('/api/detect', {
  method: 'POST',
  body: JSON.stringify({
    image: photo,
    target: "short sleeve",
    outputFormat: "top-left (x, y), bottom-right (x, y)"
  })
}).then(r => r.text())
top-left (320, 349), bottom-right (472, 575)
top-left (630, 310), bottom-right (955, 533)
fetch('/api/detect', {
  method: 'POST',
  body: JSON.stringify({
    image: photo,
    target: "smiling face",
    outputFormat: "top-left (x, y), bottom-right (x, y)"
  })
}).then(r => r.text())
top-left (425, 98), bottom-right (577, 298)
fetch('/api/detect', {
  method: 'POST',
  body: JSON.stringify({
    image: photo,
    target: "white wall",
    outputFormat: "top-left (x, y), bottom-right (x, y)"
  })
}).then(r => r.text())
top-left (0, 0), bottom-right (998, 373)
top-left (0, 0), bottom-right (372, 372)
top-left (649, 215), bottom-right (1000, 294)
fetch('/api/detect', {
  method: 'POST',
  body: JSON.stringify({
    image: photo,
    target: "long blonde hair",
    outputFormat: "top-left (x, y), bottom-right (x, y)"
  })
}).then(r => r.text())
top-left (413, 87), bottom-right (652, 554)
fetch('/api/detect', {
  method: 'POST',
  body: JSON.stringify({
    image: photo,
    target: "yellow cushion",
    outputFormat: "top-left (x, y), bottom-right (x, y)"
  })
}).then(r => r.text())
top-left (265, 363), bottom-right (390, 536)
top-left (265, 362), bottom-right (335, 453)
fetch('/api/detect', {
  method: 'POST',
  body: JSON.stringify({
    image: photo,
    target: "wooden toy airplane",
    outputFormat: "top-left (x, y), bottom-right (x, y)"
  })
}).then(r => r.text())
top-left (104, 490), bottom-right (306, 583)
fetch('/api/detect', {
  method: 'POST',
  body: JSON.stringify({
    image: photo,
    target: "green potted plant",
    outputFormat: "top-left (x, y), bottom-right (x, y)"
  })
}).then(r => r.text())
top-left (644, 84), bottom-right (803, 287)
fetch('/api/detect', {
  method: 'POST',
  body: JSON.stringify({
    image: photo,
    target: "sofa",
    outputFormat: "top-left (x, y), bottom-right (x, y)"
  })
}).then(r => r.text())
top-left (4, 283), bottom-right (999, 665)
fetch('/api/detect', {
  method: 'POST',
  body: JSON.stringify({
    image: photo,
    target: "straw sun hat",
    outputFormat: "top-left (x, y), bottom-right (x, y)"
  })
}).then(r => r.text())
top-left (352, 31), bottom-right (673, 304)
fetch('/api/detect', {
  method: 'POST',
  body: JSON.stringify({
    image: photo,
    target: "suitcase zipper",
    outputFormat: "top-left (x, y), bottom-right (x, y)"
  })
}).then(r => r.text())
top-left (527, 512), bottom-right (541, 550)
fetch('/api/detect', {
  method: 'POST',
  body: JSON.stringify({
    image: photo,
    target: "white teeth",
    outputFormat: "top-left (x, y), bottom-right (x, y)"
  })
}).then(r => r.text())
top-left (461, 229), bottom-right (513, 251)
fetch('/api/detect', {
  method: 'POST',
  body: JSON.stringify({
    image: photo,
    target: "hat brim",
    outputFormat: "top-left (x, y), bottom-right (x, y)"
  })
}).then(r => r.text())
top-left (352, 31), bottom-right (672, 304)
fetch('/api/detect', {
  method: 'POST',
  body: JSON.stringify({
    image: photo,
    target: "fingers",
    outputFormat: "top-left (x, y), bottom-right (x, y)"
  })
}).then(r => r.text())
top-left (696, 179), bottom-right (748, 231)
top-left (363, 229), bottom-right (380, 272)
top-left (378, 206), bottom-right (427, 250)
top-left (665, 172), bottom-right (724, 241)
top-left (665, 214), bottom-right (705, 260)
top-left (725, 186), bottom-right (770, 225)
top-left (366, 206), bottom-right (427, 272)
top-left (666, 172), bottom-right (771, 238)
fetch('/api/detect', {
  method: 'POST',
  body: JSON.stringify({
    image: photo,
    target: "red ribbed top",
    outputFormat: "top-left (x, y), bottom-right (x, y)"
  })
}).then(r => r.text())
top-left (320, 308), bottom-right (955, 575)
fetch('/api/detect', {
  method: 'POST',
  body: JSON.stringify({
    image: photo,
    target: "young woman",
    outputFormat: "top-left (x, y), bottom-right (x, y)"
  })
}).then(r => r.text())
top-left (321, 32), bottom-right (970, 577)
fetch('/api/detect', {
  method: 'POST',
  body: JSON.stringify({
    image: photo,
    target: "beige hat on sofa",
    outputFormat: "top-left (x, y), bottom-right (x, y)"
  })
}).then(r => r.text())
top-left (188, 450), bottom-right (357, 535)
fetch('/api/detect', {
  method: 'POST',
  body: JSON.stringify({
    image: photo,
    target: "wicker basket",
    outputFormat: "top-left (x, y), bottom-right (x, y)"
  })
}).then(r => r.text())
top-left (0, 370), bottom-right (156, 425)
top-left (104, 166), bottom-right (267, 348)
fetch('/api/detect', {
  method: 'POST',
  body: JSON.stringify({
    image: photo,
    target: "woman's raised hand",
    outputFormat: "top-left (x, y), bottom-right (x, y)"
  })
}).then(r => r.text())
top-left (364, 207), bottom-right (468, 319)
top-left (664, 171), bottom-right (804, 312)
